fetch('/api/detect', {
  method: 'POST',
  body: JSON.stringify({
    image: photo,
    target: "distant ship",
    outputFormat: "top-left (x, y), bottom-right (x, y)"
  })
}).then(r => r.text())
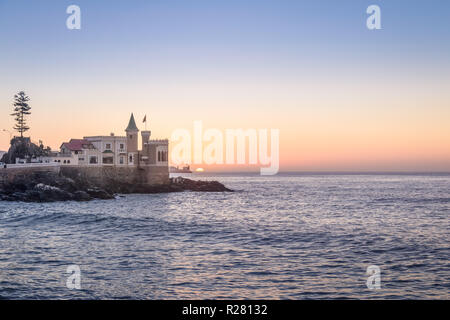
top-left (169, 165), bottom-right (192, 173)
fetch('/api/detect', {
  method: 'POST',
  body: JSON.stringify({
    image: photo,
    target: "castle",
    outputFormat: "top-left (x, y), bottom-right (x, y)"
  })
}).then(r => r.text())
top-left (54, 113), bottom-right (169, 185)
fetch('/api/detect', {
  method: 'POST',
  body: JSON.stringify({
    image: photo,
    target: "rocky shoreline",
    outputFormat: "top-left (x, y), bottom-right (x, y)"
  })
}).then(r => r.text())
top-left (0, 173), bottom-right (232, 202)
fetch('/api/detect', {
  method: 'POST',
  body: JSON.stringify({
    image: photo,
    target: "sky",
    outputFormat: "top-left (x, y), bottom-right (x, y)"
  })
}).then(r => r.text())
top-left (0, 0), bottom-right (449, 171)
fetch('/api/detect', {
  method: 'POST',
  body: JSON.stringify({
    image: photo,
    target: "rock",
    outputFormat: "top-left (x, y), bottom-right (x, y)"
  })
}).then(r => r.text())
top-left (169, 177), bottom-right (233, 192)
top-left (0, 173), bottom-right (232, 203)
top-left (73, 191), bottom-right (92, 201)
top-left (34, 183), bottom-right (61, 192)
top-left (86, 188), bottom-right (114, 200)
top-left (32, 183), bottom-right (72, 202)
top-left (1, 137), bottom-right (51, 164)
top-left (10, 192), bottom-right (28, 201)
top-left (1, 195), bottom-right (16, 201)
top-left (24, 190), bottom-right (42, 202)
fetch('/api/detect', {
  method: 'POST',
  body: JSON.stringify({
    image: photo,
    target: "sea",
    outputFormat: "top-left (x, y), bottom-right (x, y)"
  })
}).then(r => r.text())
top-left (0, 173), bottom-right (449, 299)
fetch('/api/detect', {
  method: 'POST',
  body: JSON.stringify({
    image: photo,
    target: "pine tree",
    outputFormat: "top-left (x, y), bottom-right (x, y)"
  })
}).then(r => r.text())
top-left (11, 91), bottom-right (31, 138)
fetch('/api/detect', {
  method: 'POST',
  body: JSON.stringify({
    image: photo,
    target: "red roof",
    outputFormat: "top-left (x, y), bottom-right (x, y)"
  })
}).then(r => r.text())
top-left (60, 139), bottom-right (93, 151)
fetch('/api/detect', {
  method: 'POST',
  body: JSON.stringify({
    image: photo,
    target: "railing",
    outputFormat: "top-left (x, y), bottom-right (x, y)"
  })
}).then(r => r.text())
top-left (1, 163), bottom-right (60, 169)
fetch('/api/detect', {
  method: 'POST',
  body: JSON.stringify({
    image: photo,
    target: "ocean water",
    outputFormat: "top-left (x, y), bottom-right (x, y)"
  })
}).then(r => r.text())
top-left (0, 173), bottom-right (448, 299)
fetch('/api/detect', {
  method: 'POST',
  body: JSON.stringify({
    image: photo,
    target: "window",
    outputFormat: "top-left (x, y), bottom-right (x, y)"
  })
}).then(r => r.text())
top-left (105, 143), bottom-right (111, 150)
top-left (120, 143), bottom-right (124, 149)
top-left (63, 160), bottom-right (67, 164)
top-left (67, 160), bottom-right (71, 164)
top-left (89, 156), bottom-right (98, 164)
top-left (119, 156), bottom-right (124, 164)
top-left (103, 156), bottom-right (113, 164)
top-left (129, 155), bottom-right (133, 163)
top-left (158, 151), bottom-right (167, 162)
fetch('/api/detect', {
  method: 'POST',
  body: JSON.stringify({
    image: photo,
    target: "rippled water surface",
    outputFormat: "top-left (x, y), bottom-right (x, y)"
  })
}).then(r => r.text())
top-left (0, 174), bottom-right (449, 299)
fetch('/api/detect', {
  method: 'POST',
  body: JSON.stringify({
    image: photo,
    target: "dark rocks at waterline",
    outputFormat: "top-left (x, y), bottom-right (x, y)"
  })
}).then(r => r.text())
top-left (169, 177), bottom-right (233, 192)
top-left (119, 177), bottom-right (233, 194)
top-left (0, 174), bottom-right (232, 202)
top-left (0, 171), bottom-right (113, 202)
top-left (0, 183), bottom-right (113, 202)
top-left (86, 188), bottom-right (114, 199)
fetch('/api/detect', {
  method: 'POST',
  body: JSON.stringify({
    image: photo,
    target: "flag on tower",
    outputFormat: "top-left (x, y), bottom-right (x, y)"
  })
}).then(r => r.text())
top-left (143, 115), bottom-right (147, 123)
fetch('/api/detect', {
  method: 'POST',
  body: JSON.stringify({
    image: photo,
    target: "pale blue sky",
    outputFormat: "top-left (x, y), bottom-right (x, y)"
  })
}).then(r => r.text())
top-left (1, 0), bottom-right (449, 85)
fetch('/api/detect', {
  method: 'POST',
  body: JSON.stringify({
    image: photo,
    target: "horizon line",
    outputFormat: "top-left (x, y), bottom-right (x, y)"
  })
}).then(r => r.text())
top-left (178, 170), bottom-right (450, 175)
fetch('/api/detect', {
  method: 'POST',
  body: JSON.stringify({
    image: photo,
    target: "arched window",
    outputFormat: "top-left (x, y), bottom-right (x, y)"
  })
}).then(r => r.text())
top-left (158, 151), bottom-right (161, 162)
top-left (129, 155), bottom-right (133, 163)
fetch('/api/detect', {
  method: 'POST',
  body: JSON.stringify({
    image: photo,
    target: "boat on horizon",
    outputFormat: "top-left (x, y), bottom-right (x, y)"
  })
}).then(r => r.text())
top-left (169, 165), bottom-right (192, 173)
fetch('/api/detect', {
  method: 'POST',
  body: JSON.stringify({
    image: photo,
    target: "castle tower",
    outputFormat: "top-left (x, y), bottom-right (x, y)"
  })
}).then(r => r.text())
top-left (125, 113), bottom-right (139, 153)
top-left (141, 130), bottom-right (151, 149)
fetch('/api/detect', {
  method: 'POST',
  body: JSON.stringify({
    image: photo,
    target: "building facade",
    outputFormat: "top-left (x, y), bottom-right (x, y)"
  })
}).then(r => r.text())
top-left (56, 113), bottom-right (169, 171)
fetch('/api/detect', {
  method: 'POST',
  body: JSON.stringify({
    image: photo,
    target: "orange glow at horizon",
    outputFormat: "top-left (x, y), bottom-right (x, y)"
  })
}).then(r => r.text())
top-left (1, 73), bottom-right (450, 172)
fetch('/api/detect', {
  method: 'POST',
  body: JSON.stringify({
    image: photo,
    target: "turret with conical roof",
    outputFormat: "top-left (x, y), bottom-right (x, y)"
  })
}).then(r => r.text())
top-left (125, 113), bottom-right (139, 132)
top-left (126, 113), bottom-right (139, 153)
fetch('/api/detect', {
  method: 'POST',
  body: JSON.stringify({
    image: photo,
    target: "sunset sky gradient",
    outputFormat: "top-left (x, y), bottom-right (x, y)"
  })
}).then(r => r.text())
top-left (1, 0), bottom-right (449, 171)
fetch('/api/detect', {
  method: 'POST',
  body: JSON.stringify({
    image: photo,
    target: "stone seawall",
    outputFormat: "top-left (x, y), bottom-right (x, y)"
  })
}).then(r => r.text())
top-left (0, 165), bottom-right (60, 186)
top-left (0, 165), bottom-right (169, 190)
top-left (60, 166), bottom-right (169, 188)
top-left (143, 166), bottom-right (170, 185)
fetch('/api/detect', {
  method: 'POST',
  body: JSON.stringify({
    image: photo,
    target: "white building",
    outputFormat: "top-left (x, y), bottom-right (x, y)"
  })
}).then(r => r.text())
top-left (84, 135), bottom-right (128, 166)
top-left (58, 139), bottom-right (95, 165)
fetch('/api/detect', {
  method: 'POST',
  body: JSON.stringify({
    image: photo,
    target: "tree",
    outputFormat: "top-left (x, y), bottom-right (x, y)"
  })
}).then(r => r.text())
top-left (11, 91), bottom-right (31, 137)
